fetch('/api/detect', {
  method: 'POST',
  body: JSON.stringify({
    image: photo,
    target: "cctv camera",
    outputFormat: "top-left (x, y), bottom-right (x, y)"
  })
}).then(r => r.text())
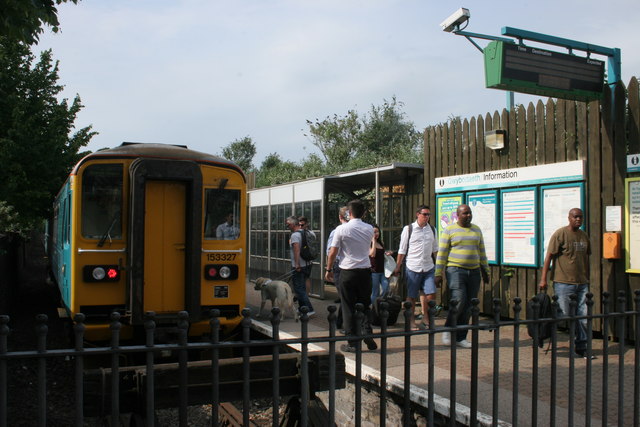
top-left (440, 8), bottom-right (470, 32)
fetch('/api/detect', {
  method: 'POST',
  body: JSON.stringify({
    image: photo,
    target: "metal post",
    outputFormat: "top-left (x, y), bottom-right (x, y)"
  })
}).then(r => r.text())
top-left (73, 314), bottom-right (86, 427)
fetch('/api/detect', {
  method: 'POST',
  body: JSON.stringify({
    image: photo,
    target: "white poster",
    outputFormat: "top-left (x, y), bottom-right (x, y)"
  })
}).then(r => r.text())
top-left (468, 192), bottom-right (497, 264)
top-left (502, 189), bottom-right (537, 266)
top-left (541, 185), bottom-right (583, 262)
top-left (629, 180), bottom-right (640, 272)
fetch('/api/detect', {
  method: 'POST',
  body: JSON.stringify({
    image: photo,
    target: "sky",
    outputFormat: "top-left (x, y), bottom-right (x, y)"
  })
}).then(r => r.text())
top-left (35, 0), bottom-right (640, 166)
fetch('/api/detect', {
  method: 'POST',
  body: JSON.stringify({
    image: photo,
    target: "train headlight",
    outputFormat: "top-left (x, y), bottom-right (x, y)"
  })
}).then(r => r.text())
top-left (83, 265), bottom-right (120, 282)
top-left (92, 267), bottom-right (106, 281)
top-left (219, 266), bottom-right (231, 279)
top-left (204, 264), bottom-right (238, 280)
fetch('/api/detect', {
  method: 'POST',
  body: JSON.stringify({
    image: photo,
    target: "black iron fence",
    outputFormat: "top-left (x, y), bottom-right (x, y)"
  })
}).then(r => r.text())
top-left (1, 290), bottom-right (639, 426)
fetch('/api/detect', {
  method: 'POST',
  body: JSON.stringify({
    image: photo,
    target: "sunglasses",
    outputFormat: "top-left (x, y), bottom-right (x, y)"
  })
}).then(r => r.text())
top-left (419, 212), bottom-right (431, 216)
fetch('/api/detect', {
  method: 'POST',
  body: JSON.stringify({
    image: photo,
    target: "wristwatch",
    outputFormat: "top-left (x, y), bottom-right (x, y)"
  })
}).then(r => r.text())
top-left (325, 268), bottom-right (332, 272)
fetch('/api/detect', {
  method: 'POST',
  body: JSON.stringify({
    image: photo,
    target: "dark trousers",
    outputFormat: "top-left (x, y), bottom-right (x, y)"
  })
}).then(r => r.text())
top-left (339, 268), bottom-right (373, 344)
top-left (333, 263), bottom-right (343, 328)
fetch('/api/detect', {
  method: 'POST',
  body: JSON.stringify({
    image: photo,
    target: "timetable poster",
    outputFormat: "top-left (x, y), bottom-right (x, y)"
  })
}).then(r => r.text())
top-left (436, 193), bottom-right (463, 239)
top-left (467, 192), bottom-right (498, 264)
top-left (541, 185), bottom-right (583, 262)
top-left (502, 189), bottom-right (537, 266)
top-left (628, 179), bottom-right (640, 272)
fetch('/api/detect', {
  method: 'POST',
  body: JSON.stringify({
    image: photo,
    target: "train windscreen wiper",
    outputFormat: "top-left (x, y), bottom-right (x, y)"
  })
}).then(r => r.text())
top-left (97, 217), bottom-right (118, 247)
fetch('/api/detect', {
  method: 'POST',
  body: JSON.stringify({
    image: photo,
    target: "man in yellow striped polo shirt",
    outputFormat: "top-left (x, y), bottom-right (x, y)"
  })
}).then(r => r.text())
top-left (435, 204), bottom-right (490, 348)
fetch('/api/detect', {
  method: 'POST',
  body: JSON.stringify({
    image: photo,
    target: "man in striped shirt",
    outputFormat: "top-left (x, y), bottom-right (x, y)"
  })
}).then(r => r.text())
top-left (435, 204), bottom-right (489, 348)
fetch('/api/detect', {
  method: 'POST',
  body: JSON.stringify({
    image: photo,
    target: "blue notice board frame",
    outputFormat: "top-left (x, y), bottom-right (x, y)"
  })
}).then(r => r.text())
top-left (466, 190), bottom-right (499, 265)
top-left (539, 182), bottom-right (585, 264)
top-left (501, 187), bottom-right (538, 267)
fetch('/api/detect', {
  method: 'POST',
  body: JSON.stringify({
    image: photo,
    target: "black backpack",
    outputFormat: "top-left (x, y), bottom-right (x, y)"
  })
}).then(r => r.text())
top-left (299, 230), bottom-right (317, 262)
top-left (526, 291), bottom-right (553, 348)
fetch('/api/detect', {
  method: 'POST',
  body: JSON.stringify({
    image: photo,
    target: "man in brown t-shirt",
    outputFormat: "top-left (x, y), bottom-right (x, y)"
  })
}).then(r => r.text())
top-left (539, 208), bottom-right (593, 359)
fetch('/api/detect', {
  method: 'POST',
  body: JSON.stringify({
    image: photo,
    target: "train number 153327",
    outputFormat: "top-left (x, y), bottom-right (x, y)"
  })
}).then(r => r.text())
top-left (206, 253), bottom-right (237, 261)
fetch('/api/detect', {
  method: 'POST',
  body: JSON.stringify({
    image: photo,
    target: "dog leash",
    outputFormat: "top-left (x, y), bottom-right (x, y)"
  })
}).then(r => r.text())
top-left (273, 270), bottom-right (294, 282)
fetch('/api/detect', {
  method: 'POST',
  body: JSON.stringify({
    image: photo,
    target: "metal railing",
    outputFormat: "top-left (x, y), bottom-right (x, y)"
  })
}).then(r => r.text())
top-left (1, 290), bottom-right (639, 427)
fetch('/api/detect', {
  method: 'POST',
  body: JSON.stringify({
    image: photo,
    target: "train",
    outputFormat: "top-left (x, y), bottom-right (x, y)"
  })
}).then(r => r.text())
top-left (49, 142), bottom-right (246, 342)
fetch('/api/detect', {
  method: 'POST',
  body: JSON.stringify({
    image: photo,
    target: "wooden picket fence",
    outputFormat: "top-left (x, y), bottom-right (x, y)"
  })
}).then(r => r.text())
top-left (423, 77), bottom-right (640, 333)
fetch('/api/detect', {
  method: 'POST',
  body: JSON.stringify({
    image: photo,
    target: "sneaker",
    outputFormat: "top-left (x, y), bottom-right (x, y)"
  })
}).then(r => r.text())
top-left (364, 337), bottom-right (378, 351)
top-left (456, 339), bottom-right (472, 349)
top-left (441, 332), bottom-right (451, 345)
top-left (340, 344), bottom-right (357, 353)
top-left (307, 310), bottom-right (316, 317)
top-left (575, 349), bottom-right (597, 360)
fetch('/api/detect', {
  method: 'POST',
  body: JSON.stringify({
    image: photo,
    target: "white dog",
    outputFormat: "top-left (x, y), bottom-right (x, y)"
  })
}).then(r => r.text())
top-left (252, 277), bottom-right (298, 321)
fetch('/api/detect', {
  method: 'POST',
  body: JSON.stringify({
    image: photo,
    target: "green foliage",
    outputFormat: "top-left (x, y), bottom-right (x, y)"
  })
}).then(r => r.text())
top-left (0, 0), bottom-right (79, 45)
top-left (0, 201), bottom-right (24, 237)
top-left (220, 136), bottom-right (256, 172)
top-left (254, 97), bottom-right (424, 188)
top-left (305, 96), bottom-right (423, 174)
top-left (255, 153), bottom-right (301, 187)
top-left (0, 38), bottom-right (95, 232)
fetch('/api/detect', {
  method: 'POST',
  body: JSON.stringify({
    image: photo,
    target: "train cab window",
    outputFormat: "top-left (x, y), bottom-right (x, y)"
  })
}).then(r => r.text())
top-left (204, 189), bottom-right (240, 240)
top-left (81, 164), bottom-right (123, 241)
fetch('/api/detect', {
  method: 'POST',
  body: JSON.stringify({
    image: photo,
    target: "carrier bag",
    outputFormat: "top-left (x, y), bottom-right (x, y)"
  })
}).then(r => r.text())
top-left (371, 294), bottom-right (403, 326)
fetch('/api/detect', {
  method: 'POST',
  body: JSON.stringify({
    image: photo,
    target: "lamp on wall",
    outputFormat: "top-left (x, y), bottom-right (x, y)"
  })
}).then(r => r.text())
top-left (485, 129), bottom-right (507, 150)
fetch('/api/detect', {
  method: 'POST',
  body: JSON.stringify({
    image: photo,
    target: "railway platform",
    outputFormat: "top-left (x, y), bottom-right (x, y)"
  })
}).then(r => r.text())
top-left (245, 280), bottom-right (636, 426)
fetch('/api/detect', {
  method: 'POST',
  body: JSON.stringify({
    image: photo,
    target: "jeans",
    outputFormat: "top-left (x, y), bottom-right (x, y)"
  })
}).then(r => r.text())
top-left (292, 265), bottom-right (314, 312)
top-left (444, 267), bottom-right (481, 342)
top-left (370, 272), bottom-right (389, 305)
top-left (554, 282), bottom-right (588, 351)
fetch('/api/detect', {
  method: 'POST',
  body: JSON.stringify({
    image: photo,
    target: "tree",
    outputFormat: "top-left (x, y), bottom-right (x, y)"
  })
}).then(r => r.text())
top-left (0, 0), bottom-right (79, 45)
top-left (253, 97), bottom-right (423, 188)
top-left (255, 153), bottom-right (303, 188)
top-left (304, 97), bottom-right (423, 173)
top-left (221, 136), bottom-right (256, 172)
top-left (0, 38), bottom-right (95, 231)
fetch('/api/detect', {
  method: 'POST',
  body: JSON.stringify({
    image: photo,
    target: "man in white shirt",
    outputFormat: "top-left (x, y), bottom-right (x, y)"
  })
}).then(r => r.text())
top-left (393, 205), bottom-right (438, 330)
top-left (326, 206), bottom-right (349, 329)
top-left (325, 200), bottom-right (377, 352)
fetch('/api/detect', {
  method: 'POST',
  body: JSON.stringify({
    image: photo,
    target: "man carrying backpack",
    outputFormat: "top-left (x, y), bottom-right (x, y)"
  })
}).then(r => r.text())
top-left (393, 205), bottom-right (439, 330)
top-left (286, 216), bottom-right (315, 316)
top-left (539, 207), bottom-right (594, 359)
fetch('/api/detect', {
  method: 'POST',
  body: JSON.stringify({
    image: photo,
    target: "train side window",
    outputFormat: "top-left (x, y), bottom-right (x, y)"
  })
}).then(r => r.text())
top-left (81, 164), bottom-right (123, 240)
top-left (204, 189), bottom-right (240, 240)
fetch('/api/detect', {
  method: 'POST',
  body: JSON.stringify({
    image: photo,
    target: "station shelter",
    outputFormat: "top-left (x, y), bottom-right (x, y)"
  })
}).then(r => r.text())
top-left (247, 163), bottom-right (424, 299)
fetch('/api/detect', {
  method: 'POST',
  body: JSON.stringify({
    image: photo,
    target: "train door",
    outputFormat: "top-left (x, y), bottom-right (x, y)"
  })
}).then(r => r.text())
top-left (128, 159), bottom-right (203, 326)
top-left (143, 180), bottom-right (186, 313)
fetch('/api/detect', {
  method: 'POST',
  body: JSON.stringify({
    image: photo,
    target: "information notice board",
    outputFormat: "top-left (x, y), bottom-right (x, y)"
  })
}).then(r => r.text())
top-left (467, 191), bottom-right (498, 264)
top-left (540, 183), bottom-right (584, 264)
top-left (501, 188), bottom-right (537, 266)
top-left (627, 178), bottom-right (640, 273)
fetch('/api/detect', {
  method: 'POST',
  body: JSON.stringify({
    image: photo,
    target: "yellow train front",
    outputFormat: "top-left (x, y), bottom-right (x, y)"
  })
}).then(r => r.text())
top-left (50, 142), bottom-right (246, 342)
